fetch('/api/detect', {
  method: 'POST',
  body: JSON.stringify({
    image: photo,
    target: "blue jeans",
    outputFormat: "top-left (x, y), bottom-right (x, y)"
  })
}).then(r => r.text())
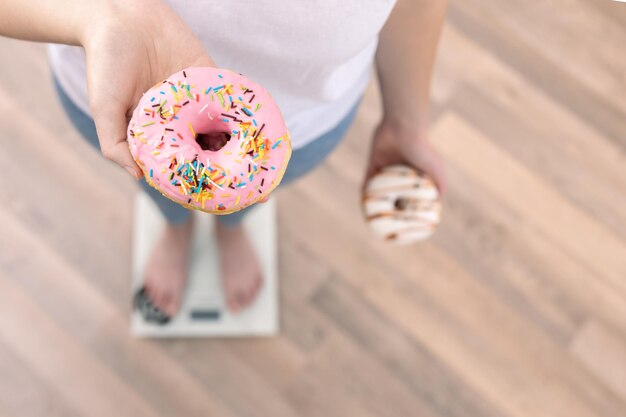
top-left (53, 78), bottom-right (360, 226)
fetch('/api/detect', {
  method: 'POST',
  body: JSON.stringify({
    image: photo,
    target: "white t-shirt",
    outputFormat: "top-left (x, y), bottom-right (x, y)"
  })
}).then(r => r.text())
top-left (49, 0), bottom-right (397, 149)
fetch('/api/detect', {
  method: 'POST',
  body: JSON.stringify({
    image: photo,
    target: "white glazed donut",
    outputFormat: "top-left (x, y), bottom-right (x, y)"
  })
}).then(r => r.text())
top-left (362, 165), bottom-right (441, 245)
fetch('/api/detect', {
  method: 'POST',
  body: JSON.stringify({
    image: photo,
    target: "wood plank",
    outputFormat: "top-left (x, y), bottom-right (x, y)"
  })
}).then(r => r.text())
top-left (0, 90), bottom-right (137, 310)
top-left (0, 274), bottom-right (162, 417)
top-left (0, 206), bottom-right (240, 417)
top-left (284, 330), bottom-right (438, 417)
top-left (312, 277), bottom-right (507, 417)
top-left (447, 81), bottom-right (626, 238)
top-left (436, 24), bottom-right (626, 194)
top-left (432, 113), bottom-right (626, 297)
top-left (587, 0), bottom-right (626, 27)
top-left (447, 1), bottom-right (626, 149)
top-left (570, 320), bottom-right (626, 401)
top-left (278, 223), bottom-right (332, 300)
top-left (0, 339), bottom-right (82, 417)
top-left (160, 339), bottom-right (301, 417)
top-left (279, 288), bottom-right (330, 353)
top-left (460, 0), bottom-right (626, 102)
top-left (227, 337), bottom-right (307, 391)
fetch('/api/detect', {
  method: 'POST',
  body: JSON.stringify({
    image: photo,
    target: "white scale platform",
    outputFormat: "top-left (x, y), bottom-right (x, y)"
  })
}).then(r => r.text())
top-left (131, 192), bottom-right (278, 337)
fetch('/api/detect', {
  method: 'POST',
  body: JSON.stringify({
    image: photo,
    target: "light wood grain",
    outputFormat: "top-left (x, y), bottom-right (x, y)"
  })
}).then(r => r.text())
top-left (0, 275), bottom-right (161, 417)
top-left (1, 0), bottom-right (625, 415)
top-left (570, 320), bottom-right (626, 401)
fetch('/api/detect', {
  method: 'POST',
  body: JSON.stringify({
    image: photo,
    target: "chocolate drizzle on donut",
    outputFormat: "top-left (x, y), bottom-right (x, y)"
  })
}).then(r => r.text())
top-left (362, 165), bottom-right (441, 244)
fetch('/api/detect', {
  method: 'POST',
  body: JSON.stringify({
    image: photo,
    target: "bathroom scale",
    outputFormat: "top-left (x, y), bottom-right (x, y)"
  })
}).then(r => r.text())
top-left (131, 192), bottom-right (279, 337)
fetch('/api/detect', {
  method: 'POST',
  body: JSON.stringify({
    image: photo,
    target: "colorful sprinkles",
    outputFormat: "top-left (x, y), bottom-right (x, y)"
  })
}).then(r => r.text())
top-left (129, 68), bottom-right (289, 213)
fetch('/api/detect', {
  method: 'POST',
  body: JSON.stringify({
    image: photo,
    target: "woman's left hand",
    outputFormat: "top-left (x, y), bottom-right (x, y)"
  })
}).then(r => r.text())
top-left (362, 120), bottom-right (447, 195)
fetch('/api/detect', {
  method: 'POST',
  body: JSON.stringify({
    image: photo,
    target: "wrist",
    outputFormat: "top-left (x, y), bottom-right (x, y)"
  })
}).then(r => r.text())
top-left (79, 0), bottom-right (155, 47)
top-left (379, 115), bottom-right (429, 144)
top-left (77, 0), bottom-right (116, 47)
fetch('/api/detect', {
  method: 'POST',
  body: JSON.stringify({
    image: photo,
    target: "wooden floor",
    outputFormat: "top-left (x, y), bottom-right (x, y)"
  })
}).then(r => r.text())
top-left (1, 1), bottom-right (625, 416)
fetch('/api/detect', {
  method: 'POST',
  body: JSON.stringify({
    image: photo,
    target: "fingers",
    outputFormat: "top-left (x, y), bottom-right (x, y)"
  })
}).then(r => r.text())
top-left (363, 129), bottom-right (448, 196)
top-left (362, 145), bottom-right (382, 193)
top-left (415, 148), bottom-right (447, 195)
top-left (92, 101), bottom-right (143, 180)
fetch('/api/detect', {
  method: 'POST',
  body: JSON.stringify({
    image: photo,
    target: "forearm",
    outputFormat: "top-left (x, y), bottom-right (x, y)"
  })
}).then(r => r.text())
top-left (0, 0), bottom-right (103, 45)
top-left (375, 0), bottom-right (447, 136)
top-left (0, 0), bottom-right (163, 47)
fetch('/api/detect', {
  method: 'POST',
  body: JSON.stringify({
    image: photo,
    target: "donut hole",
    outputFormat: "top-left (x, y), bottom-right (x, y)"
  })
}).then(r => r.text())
top-left (196, 131), bottom-right (231, 152)
top-left (394, 197), bottom-right (411, 211)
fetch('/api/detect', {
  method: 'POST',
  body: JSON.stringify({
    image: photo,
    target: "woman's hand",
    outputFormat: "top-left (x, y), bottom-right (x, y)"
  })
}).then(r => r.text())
top-left (0, 0), bottom-right (214, 179)
top-left (368, 0), bottom-right (447, 194)
top-left (83, 0), bottom-right (214, 179)
top-left (363, 120), bottom-right (447, 195)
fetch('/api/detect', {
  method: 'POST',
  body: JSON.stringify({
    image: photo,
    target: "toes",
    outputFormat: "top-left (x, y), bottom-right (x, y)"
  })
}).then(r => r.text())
top-left (229, 288), bottom-right (253, 314)
top-left (227, 277), bottom-right (263, 314)
top-left (145, 284), bottom-right (162, 308)
top-left (160, 292), bottom-right (174, 315)
top-left (227, 292), bottom-right (243, 314)
top-left (145, 283), bottom-right (174, 315)
top-left (245, 276), bottom-right (263, 305)
top-left (163, 293), bottom-right (181, 316)
top-left (253, 274), bottom-right (264, 294)
top-left (242, 289), bottom-right (255, 309)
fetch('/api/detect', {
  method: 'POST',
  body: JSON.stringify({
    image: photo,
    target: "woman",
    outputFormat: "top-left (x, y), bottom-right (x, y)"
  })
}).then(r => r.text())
top-left (0, 0), bottom-right (447, 317)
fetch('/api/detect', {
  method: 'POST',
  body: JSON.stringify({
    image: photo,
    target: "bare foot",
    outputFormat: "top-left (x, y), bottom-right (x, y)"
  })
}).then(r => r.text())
top-left (215, 221), bottom-right (264, 313)
top-left (143, 216), bottom-right (193, 316)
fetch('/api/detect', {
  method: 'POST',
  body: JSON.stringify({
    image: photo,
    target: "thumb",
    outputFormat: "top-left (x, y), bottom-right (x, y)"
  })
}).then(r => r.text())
top-left (188, 53), bottom-right (216, 68)
top-left (92, 102), bottom-right (143, 180)
top-left (411, 147), bottom-right (447, 196)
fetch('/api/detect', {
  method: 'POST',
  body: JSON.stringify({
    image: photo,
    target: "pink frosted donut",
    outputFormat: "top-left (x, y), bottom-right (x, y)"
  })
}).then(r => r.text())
top-left (127, 67), bottom-right (291, 214)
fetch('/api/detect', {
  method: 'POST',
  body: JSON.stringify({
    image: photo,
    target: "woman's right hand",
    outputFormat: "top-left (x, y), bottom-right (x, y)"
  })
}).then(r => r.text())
top-left (82, 0), bottom-right (214, 179)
